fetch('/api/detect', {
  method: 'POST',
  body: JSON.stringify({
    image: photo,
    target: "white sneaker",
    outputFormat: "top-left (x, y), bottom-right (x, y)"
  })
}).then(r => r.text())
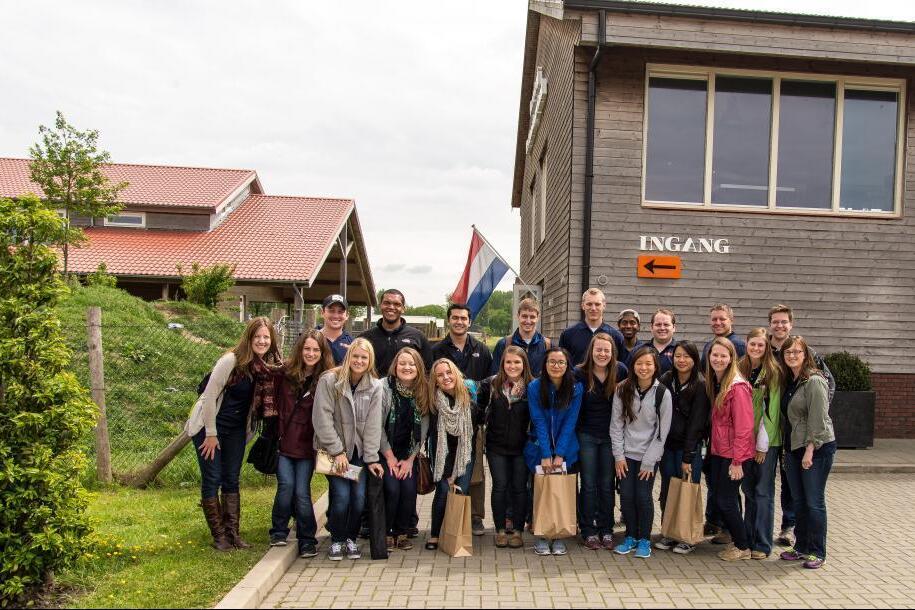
top-left (654, 537), bottom-right (676, 550)
top-left (672, 542), bottom-right (695, 555)
top-left (328, 541), bottom-right (344, 561)
top-left (345, 538), bottom-right (361, 559)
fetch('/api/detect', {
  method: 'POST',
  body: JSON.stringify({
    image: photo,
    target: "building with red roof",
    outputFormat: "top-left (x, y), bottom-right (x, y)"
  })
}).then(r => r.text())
top-left (0, 157), bottom-right (376, 320)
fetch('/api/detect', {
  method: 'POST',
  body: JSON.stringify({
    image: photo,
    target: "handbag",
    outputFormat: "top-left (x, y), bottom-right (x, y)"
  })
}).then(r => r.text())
top-left (246, 434), bottom-right (279, 475)
top-left (315, 449), bottom-right (336, 477)
top-left (416, 453), bottom-right (434, 495)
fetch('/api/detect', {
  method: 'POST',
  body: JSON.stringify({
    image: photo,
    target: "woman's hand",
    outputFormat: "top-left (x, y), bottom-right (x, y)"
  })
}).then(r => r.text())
top-left (198, 436), bottom-right (219, 461)
top-left (541, 458), bottom-right (554, 474)
top-left (615, 460), bottom-right (628, 479)
top-left (386, 454), bottom-right (398, 474)
top-left (552, 456), bottom-right (565, 472)
top-left (368, 463), bottom-right (384, 478)
top-left (638, 469), bottom-right (654, 481)
top-left (681, 463), bottom-right (692, 480)
top-left (755, 451), bottom-right (767, 464)
top-left (802, 445), bottom-right (814, 470)
top-left (399, 456), bottom-right (415, 480)
top-left (333, 453), bottom-right (349, 474)
top-left (728, 462), bottom-right (744, 481)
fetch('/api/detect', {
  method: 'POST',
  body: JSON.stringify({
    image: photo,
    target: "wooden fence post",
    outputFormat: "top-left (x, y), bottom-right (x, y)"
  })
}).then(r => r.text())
top-left (87, 306), bottom-right (113, 484)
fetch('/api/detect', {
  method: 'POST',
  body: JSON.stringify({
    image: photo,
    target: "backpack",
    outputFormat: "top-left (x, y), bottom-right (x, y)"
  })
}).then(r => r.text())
top-left (652, 383), bottom-right (668, 441)
top-left (197, 371), bottom-right (212, 396)
top-left (504, 334), bottom-right (551, 350)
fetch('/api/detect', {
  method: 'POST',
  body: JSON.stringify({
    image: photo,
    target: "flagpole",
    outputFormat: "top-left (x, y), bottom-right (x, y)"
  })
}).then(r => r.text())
top-left (470, 224), bottom-right (534, 287)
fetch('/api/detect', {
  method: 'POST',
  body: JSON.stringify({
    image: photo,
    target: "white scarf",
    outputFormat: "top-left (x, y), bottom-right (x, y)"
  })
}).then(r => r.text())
top-left (432, 389), bottom-right (473, 484)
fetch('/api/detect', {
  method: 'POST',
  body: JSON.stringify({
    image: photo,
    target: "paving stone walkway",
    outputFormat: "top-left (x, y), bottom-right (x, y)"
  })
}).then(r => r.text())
top-left (259, 471), bottom-right (915, 608)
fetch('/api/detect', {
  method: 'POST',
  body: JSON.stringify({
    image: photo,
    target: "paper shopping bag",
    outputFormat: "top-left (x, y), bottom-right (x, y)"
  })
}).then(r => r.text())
top-left (532, 473), bottom-right (577, 539)
top-left (661, 477), bottom-right (705, 545)
top-left (439, 488), bottom-right (473, 557)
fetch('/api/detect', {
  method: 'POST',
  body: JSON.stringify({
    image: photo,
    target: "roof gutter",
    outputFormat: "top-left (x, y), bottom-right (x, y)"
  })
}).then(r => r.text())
top-left (580, 8), bottom-right (605, 314)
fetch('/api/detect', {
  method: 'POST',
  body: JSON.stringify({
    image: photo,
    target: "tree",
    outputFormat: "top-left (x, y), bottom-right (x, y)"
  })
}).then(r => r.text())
top-left (29, 111), bottom-right (127, 275)
top-left (406, 304), bottom-right (446, 318)
top-left (178, 262), bottom-right (236, 310)
top-left (0, 195), bottom-right (97, 604)
top-left (474, 290), bottom-right (513, 336)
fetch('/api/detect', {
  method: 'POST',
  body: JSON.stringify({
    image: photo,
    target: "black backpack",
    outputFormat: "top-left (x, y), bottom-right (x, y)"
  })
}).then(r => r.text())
top-left (652, 383), bottom-right (668, 440)
top-left (196, 371), bottom-right (212, 396)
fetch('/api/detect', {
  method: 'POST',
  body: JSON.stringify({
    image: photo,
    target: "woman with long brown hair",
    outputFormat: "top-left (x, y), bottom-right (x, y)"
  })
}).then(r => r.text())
top-left (479, 346), bottom-right (533, 549)
top-left (379, 347), bottom-right (430, 552)
top-left (184, 316), bottom-right (283, 551)
top-left (268, 329), bottom-right (335, 557)
top-left (736, 328), bottom-right (783, 559)
top-left (705, 337), bottom-right (755, 561)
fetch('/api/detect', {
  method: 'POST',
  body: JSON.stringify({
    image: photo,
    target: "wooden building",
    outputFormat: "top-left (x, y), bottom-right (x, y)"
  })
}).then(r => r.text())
top-left (512, 1), bottom-right (915, 437)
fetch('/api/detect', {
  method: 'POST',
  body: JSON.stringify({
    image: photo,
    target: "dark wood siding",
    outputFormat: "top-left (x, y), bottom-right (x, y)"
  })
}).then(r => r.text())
top-left (579, 47), bottom-right (915, 374)
top-left (146, 212), bottom-right (210, 231)
top-left (519, 15), bottom-right (580, 339)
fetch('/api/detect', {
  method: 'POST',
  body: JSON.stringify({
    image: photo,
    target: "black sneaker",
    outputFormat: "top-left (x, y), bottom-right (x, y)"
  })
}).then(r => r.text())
top-left (298, 543), bottom-right (317, 558)
top-left (358, 526), bottom-right (370, 540)
top-left (270, 536), bottom-right (288, 547)
top-left (407, 526), bottom-right (419, 538)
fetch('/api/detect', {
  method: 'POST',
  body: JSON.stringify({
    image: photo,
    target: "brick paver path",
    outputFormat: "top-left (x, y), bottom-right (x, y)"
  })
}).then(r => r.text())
top-left (260, 473), bottom-right (915, 608)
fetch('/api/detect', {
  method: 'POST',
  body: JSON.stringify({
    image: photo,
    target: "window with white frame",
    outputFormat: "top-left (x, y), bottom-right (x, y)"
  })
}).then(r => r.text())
top-left (104, 211), bottom-right (146, 227)
top-left (538, 150), bottom-right (547, 245)
top-left (643, 65), bottom-right (905, 216)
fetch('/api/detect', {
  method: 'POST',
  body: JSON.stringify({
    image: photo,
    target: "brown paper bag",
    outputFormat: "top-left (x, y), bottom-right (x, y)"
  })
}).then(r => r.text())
top-left (439, 488), bottom-right (473, 557)
top-left (661, 477), bottom-right (705, 545)
top-left (532, 473), bottom-right (577, 539)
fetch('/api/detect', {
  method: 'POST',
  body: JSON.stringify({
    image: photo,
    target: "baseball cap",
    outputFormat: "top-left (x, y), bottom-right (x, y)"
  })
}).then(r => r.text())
top-left (618, 308), bottom-right (640, 323)
top-left (322, 294), bottom-right (348, 309)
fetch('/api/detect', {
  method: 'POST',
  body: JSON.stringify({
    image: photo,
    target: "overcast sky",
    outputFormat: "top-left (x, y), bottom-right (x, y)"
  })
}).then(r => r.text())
top-left (3, 0), bottom-right (913, 305)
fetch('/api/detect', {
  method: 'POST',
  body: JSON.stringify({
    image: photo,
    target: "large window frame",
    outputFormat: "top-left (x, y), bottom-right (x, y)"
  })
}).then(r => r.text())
top-left (103, 211), bottom-right (147, 228)
top-left (642, 64), bottom-right (906, 218)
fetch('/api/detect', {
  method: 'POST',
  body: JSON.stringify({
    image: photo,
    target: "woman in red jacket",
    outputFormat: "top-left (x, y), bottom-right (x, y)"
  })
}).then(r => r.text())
top-left (704, 337), bottom-right (755, 561)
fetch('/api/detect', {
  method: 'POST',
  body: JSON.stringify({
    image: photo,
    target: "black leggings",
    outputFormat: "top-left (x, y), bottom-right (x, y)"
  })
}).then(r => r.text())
top-left (708, 455), bottom-right (749, 550)
top-left (618, 458), bottom-right (656, 540)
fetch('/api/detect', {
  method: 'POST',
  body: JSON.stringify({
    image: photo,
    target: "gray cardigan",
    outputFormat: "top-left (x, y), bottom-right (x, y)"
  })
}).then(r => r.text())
top-left (378, 382), bottom-right (429, 457)
top-left (312, 370), bottom-right (384, 463)
top-left (184, 352), bottom-right (252, 438)
top-left (786, 374), bottom-right (835, 451)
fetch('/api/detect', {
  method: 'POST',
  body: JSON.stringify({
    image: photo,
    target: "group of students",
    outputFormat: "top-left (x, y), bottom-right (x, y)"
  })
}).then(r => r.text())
top-left (185, 288), bottom-right (836, 570)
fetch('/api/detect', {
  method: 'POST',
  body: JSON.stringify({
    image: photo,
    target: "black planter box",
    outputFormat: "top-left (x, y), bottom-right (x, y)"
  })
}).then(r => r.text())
top-left (831, 391), bottom-right (875, 449)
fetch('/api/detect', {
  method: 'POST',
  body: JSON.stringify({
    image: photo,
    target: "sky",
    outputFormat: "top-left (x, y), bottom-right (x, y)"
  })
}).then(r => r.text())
top-left (3, 0), bottom-right (913, 305)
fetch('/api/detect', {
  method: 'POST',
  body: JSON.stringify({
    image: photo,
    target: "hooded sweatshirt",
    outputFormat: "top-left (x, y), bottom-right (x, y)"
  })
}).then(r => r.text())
top-left (609, 379), bottom-right (672, 473)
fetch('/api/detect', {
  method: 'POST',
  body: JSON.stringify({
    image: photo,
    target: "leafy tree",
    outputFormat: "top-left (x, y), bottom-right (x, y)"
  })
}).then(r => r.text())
top-left (28, 112), bottom-right (127, 276)
top-left (406, 304), bottom-right (446, 318)
top-left (474, 290), bottom-right (513, 336)
top-left (0, 195), bottom-right (97, 605)
top-left (178, 263), bottom-right (236, 310)
top-left (85, 261), bottom-right (118, 288)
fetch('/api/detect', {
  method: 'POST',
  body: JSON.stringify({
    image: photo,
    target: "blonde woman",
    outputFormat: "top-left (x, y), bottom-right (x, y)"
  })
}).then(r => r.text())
top-left (737, 328), bottom-right (783, 559)
top-left (379, 347), bottom-right (431, 551)
top-left (313, 337), bottom-right (385, 561)
top-left (425, 358), bottom-right (480, 550)
top-left (705, 337), bottom-right (755, 561)
top-left (184, 316), bottom-right (283, 551)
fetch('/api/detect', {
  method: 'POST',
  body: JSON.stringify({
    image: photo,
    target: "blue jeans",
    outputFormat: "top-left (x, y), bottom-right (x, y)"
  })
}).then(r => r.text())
top-left (192, 427), bottom-right (247, 499)
top-left (326, 454), bottom-right (368, 543)
top-left (383, 461), bottom-right (418, 536)
top-left (742, 447), bottom-right (778, 555)
top-left (430, 458), bottom-right (474, 538)
top-left (784, 442), bottom-right (835, 560)
top-left (779, 451), bottom-right (796, 529)
top-left (578, 432), bottom-right (615, 538)
top-left (270, 456), bottom-right (317, 546)
top-left (659, 446), bottom-right (702, 520)
top-left (487, 452), bottom-right (528, 532)
top-left (619, 458), bottom-right (656, 540)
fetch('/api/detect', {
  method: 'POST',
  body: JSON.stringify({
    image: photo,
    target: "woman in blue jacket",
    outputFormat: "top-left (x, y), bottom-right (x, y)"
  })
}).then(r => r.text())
top-left (525, 346), bottom-right (583, 556)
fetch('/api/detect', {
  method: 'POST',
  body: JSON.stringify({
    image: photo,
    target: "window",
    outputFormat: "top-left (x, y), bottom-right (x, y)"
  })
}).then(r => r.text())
top-left (643, 65), bottom-right (904, 217)
top-left (104, 211), bottom-right (146, 227)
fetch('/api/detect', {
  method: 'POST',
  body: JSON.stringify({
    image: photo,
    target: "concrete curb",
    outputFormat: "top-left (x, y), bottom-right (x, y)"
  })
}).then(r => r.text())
top-left (833, 464), bottom-right (915, 473)
top-left (216, 491), bottom-right (329, 610)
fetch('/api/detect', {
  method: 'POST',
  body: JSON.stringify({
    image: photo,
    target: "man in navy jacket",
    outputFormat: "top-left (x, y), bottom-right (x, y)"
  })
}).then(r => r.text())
top-left (559, 288), bottom-right (624, 368)
top-left (490, 298), bottom-right (551, 376)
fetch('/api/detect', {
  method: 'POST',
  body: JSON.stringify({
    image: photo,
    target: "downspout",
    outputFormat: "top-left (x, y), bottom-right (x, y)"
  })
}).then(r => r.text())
top-left (580, 9), bottom-right (606, 311)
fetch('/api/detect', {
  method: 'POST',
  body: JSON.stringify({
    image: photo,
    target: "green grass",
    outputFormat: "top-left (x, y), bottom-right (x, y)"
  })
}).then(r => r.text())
top-left (55, 478), bottom-right (327, 609)
top-left (56, 285), bottom-right (247, 485)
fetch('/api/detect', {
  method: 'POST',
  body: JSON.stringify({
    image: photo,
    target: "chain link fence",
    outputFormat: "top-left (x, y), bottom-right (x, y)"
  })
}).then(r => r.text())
top-left (63, 310), bottom-right (304, 487)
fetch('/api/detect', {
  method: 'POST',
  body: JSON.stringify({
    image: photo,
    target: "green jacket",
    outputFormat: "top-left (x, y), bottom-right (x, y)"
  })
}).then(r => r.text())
top-left (751, 371), bottom-right (782, 450)
top-left (786, 374), bottom-right (835, 452)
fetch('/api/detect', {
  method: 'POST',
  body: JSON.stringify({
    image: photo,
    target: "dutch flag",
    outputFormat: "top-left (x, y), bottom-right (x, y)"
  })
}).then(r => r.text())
top-left (451, 228), bottom-right (511, 319)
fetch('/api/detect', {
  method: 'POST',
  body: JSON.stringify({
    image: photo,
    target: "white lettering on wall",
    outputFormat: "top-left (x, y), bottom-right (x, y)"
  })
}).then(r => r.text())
top-left (639, 235), bottom-right (730, 254)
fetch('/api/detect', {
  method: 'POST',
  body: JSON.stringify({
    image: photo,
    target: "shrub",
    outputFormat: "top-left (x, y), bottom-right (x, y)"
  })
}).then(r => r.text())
top-left (85, 262), bottom-right (118, 288)
top-left (824, 351), bottom-right (872, 392)
top-left (0, 195), bottom-right (97, 606)
top-left (178, 263), bottom-right (236, 310)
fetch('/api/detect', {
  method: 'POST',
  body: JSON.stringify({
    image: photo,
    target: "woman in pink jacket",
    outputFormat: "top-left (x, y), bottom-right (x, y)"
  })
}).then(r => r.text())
top-left (704, 337), bottom-right (755, 561)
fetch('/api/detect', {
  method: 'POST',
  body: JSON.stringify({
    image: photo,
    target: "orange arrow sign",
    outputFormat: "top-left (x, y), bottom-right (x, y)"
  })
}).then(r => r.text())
top-left (637, 255), bottom-right (682, 279)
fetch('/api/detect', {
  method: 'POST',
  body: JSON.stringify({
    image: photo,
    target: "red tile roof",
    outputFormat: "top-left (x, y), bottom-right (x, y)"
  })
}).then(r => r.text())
top-left (68, 195), bottom-right (354, 283)
top-left (0, 157), bottom-right (257, 209)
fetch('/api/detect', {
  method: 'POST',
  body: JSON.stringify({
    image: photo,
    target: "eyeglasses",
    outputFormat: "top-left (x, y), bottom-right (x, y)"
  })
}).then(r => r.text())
top-left (546, 360), bottom-right (567, 367)
top-left (783, 349), bottom-right (805, 357)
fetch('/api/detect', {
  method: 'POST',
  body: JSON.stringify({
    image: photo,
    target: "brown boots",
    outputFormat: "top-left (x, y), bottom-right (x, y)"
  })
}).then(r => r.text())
top-left (201, 497), bottom-right (234, 551)
top-left (221, 492), bottom-right (252, 549)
